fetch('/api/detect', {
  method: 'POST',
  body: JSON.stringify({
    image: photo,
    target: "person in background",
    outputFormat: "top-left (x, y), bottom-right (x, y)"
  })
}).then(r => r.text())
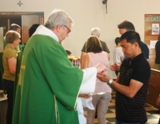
top-left (113, 37), bottom-right (124, 76)
top-left (111, 20), bottom-right (149, 71)
top-left (9, 23), bottom-right (21, 33)
top-left (81, 36), bottom-right (112, 124)
top-left (81, 27), bottom-right (110, 119)
top-left (154, 34), bottom-right (160, 70)
top-left (98, 31), bottom-right (151, 124)
top-left (66, 49), bottom-right (72, 56)
top-left (3, 23), bottom-right (21, 53)
top-left (2, 30), bottom-right (21, 124)
top-left (29, 24), bottom-right (40, 37)
top-left (19, 23), bottom-right (40, 51)
top-left (81, 27), bottom-right (110, 63)
top-left (12, 9), bottom-right (107, 124)
top-left (118, 20), bottom-right (149, 59)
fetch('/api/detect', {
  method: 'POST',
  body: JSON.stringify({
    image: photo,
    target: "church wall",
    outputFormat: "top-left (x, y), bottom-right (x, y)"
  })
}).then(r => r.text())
top-left (1, 0), bottom-right (160, 78)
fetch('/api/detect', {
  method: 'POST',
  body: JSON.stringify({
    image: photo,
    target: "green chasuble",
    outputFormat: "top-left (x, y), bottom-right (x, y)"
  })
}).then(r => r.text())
top-left (13, 43), bottom-right (26, 101)
top-left (12, 28), bottom-right (83, 124)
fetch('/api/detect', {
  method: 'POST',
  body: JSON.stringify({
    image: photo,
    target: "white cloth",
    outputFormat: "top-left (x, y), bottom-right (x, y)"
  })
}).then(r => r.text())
top-left (77, 97), bottom-right (95, 124)
top-left (81, 97), bottom-right (94, 110)
top-left (79, 67), bottom-right (97, 94)
top-left (77, 67), bottom-right (97, 124)
top-left (77, 98), bottom-right (86, 124)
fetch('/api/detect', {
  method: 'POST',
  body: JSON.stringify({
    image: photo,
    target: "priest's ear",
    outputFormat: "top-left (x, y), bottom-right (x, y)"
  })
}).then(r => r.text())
top-left (53, 24), bottom-right (62, 33)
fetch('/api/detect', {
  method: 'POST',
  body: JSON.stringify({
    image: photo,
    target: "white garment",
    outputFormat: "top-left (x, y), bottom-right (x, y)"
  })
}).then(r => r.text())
top-left (113, 47), bottom-right (124, 64)
top-left (77, 97), bottom-right (95, 124)
top-left (79, 68), bottom-right (97, 93)
top-left (77, 67), bottom-right (97, 124)
top-left (77, 98), bottom-right (87, 124)
top-left (81, 97), bottom-right (94, 110)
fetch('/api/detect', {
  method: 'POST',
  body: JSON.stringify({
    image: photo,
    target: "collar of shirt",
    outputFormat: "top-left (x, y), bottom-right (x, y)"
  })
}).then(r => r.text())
top-left (33, 25), bottom-right (59, 43)
top-left (128, 53), bottom-right (144, 65)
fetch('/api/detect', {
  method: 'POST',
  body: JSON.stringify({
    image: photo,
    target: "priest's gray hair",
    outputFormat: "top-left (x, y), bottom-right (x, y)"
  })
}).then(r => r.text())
top-left (91, 27), bottom-right (101, 38)
top-left (44, 9), bottom-right (74, 30)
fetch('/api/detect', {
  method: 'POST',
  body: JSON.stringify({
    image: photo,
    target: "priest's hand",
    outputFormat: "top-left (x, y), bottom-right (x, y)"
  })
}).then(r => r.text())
top-left (95, 63), bottom-right (107, 73)
top-left (79, 94), bottom-right (91, 99)
top-left (97, 71), bottom-right (110, 82)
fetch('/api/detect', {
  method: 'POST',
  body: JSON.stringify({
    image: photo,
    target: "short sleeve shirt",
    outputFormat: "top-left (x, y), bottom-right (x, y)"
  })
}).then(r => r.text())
top-left (116, 53), bottom-right (151, 123)
top-left (2, 44), bottom-right (17, 81)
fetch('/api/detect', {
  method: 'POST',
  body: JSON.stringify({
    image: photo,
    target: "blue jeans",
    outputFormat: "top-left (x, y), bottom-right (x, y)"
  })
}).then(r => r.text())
top-left (116, 120), bottom-right (146, 124)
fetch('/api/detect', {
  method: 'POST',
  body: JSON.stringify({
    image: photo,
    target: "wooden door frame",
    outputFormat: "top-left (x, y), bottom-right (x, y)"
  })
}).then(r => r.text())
top-left (0, 11), bottom-right (44, 42)
top-left (0, 11), bottom-right (44, 29)
top-left (0, 12), bottom-right (44, 17)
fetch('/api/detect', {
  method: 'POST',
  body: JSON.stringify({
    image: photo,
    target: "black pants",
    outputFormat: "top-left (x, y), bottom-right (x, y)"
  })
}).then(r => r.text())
top-left (2, 79), bottom-right (14, 124)
top-left (115, 70), bottom-right (120, 76)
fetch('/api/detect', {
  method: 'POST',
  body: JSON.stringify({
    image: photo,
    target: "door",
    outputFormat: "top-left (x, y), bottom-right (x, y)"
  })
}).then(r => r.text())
top-left (0, 12), bottom-right (44, 90)
top-left (22, 14), bottom-right (44, 43)
top-left (0, 12), bottom-right (44, 43)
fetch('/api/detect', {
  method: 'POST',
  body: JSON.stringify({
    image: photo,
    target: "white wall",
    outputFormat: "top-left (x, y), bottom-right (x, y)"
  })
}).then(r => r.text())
top-left (1, 0), bottom-right (160, 76)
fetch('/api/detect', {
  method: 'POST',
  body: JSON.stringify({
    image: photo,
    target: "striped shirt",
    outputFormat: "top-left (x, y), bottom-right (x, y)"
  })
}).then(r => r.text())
top-left (116, 53), bottom-right (150, 123)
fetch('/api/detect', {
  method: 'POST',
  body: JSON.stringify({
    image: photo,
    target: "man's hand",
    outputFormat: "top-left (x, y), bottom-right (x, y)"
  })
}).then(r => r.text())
top-left (110, 63), bottom-right (121, 71)
top-left (97, 71), bottom-right (110, 82)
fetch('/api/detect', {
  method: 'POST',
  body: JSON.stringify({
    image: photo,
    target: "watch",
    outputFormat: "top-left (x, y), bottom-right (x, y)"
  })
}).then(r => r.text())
top-left (107, 79), bottom-right (113, 86)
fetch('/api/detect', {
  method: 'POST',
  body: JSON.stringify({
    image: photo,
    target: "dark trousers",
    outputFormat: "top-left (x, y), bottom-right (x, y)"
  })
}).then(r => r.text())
top-left (115, 70), bottom-right (120, 76)
top-left (2, 79), bottom-right (14, 124)
top-left (116, 120), bottom-right (143, 124)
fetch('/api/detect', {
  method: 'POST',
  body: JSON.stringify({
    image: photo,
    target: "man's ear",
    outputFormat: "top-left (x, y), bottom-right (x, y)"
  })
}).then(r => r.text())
top-left (55, 24), bottom-right (63, 33)
top-left (134, 42), bottom-right (139, 48)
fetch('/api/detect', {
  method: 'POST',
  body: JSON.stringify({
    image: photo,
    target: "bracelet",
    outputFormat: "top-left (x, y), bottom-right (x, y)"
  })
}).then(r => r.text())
top-left (107, 79), bottom-right (113, 86)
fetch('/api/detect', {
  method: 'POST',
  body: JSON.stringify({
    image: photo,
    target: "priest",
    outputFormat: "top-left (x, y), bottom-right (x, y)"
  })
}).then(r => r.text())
top-left (12, 9), bottom-right (107, 124)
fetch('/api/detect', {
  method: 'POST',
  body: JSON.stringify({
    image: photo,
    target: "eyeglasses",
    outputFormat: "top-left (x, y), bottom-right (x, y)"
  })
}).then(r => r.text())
top-left (64, 25), bottom-right (71, 34)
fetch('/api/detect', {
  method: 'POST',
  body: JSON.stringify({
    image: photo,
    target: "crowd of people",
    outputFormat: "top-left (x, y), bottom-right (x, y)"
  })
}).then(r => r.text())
top-left (1, 8), bottom-right (160, 124)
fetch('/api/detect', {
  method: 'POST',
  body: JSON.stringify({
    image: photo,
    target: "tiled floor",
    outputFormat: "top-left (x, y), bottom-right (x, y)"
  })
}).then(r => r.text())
top-left (84, 92), bottom-right (160, 124)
